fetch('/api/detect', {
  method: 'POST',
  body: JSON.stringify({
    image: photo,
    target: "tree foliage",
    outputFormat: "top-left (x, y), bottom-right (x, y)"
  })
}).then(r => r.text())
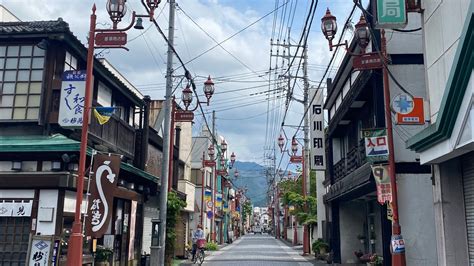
top-left (242, 201), bottom-right (253, 222)
top-left (165, 191), bottom-right (187, 265)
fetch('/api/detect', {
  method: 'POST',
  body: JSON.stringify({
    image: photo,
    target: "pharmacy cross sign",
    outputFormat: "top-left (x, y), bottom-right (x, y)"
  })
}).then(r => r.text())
top-left (376, 0), bottom-right (407, 29)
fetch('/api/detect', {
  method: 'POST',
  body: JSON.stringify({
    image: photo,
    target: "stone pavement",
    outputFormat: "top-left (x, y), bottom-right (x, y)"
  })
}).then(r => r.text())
top-left (198, 233), bottom-right (316, 265)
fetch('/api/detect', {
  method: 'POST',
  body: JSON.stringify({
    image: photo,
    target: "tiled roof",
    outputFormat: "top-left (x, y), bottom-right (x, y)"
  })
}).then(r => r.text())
top-left (0, 19), bottom-right (70, 34)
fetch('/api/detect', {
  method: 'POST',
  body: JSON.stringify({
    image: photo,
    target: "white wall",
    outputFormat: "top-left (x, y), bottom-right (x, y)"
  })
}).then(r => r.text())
top-left (0, 5), bottom-right (20, 22)
top-left (339, 201), bottom-right (367, 263)
top-left (386, 13), bottom-right (423, 54)
top-left (397, 173), bottom-right (438, 265)
top-left (142, 196), bottom-right (159, 255)
top-left (422, 0), bottom-right (471, 122)
top-left (36, 189), bottom-right (59, 236)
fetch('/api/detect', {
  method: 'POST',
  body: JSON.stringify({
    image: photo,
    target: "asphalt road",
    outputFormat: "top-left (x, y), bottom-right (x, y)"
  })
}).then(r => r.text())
top-left (202, 233), bottom-right (314, 265)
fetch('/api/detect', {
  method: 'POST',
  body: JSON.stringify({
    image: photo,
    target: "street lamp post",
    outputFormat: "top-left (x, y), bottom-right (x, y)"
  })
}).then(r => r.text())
top-left (67, 1), bottom-right (158, 265)
top-left (321, 9), bottom-right (406, 266)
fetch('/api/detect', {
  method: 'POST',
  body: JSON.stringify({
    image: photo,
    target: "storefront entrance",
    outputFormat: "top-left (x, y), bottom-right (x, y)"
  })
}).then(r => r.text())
top-left (0, 217), bottom-right (31, 265)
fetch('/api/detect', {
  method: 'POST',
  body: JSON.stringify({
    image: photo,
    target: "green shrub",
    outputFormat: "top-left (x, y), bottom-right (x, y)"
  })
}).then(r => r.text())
top-left (95, 245), bottom-right (113, 262)
top-left (205, 242), bottom-right (219, 251)
top-left (312, 238), bottom-right (329, 255)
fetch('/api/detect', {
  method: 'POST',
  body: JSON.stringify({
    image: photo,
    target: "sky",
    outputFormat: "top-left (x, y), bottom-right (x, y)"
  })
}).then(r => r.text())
top-left (2, 0), bottom-right (360, 169)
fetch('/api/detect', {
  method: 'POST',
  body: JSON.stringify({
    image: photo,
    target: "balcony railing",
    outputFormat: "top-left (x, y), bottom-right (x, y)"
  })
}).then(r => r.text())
top-left (89, 114), bottom-right (136, 156)
top-left (333, 139), bottom-right (367, 181)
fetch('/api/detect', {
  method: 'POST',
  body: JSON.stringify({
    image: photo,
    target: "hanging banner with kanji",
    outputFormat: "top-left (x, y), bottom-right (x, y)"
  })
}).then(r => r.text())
top-left (309, 87), bottom-right (326, 170)
top-left (363, 129), bottom-right (389, 162)
top-left (59, 70), bottom-right (86, 127)
top-left (85, 153), bottom-right (121, 238)
top-left (371, 164), bottom-right (392, 204)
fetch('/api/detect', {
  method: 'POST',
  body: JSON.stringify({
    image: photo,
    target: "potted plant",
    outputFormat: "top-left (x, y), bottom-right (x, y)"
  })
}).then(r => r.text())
top-left (357, 234), bottom-right (366, 244)
top-left (369, 232), bottom-right (376, 244)
top-left (369, 253), bottom-right (383, 266)
top-left (95, 245), bottom-right (113, 266)
top-left (312, 238), bottom-right (329, 256)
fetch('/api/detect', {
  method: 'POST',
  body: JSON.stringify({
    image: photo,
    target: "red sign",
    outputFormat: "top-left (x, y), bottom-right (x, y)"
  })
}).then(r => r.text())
top-left (353, 52), bottom-right (384, 70)
top-left (174, 111), bottom-right (194, 122)
top-left (290, 156), bottom-right (303, 163)
top-left (216, 169), bottom-right (227, 176)
top-left (204, 160), bottom-right (216, 167)
top-left (95, 32), bottom-right (128, 46)
top-left (396, 97), bottom-right (424, 125)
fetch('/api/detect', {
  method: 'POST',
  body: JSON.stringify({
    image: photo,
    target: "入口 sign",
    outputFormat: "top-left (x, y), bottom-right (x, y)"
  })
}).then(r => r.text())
top-left (59, 70), bottom-right (86, 127)
top-left (363, 129), bottom-right (389, 162)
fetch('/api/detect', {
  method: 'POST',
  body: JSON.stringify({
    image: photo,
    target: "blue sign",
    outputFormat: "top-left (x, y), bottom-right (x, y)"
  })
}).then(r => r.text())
top-left (59, 70), bottom-right (87, 127)
top-left (207, 211), bottom-right (213, 219)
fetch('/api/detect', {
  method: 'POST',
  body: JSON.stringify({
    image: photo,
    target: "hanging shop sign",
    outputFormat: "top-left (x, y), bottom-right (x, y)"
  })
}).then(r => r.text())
top-left (371, 164), bottom-right (392, 204)
top-left (363, 129), bottom-right (389, 162)
top-left (28, 236), bottom-right (54, 266)
top-left (216, 193), bottom-right (223, 208)
top-left (396, 97), bottom-right (425, 125)
top-left (85, 153), bottom-right (121, 238)
top-left (392, 93), bottom-right (414, 114)
top-left (204, 160), bottom-right (216, 167)
top-left (290, 155), bottom-right (303, 164)
top-left (216, 169), bottom-right (228, 176)
top-left (352, 52), bottom-right (384, 71)
top-left (204, 189), bottom-right (212, 202)
top-left (59, 70), bottom-right (86, 127)
top-left (95, 32), bottom-right (127, 46)
top-left (387, 202), bottom-right (393, 221)
top-left (309, 88), bottom-right (326, 170)
top-left (375, 0), bottom-right (407, 29)
top-left (0, 200), bottom-right (33, 217)
top-left (174, 110), bottom-right (194, 122)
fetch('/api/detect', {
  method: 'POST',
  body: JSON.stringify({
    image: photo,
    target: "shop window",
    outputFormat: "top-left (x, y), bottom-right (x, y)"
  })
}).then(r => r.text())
top-left (0, 45), bottom-right (44, 120)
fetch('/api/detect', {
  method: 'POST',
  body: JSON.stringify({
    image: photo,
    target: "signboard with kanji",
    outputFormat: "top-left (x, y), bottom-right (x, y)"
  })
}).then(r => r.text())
top-left (396, 97), bottom-right (425, 125)
top-left (0, 200), bottom-right (32, 217)
top-left (85, 153), bottom-right (121, 238)
top-left (309, 88), bottom-right (326, 170)
top-left (352, 52), bottom-right (384, 71)
top-left (174, 110), bottom-right (194, 122)
top-left (28, 236), bottom-right (54, 266)
top-left (363, 129), bottom-right (389, 162)
top-left (95, 32), bottom-right (127, 46)
top-left (59, 70), bottom-right (86, 127)
top-left (371, 164), bottom-right (392, 204)
top-left (376, 0), bottom-right (407, 29)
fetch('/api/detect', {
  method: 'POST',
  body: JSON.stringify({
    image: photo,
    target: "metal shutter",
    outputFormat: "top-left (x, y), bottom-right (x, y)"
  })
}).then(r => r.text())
top-left (463, 152), bottom-right (474, 263)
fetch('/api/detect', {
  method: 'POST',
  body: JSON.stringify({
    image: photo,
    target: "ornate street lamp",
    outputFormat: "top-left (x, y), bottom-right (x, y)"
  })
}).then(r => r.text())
top-left (291, 137), bottom-right (298, 156)
top-left (278, 134), bottom-right (285, 152)
top-left (230, 152), bottom-right (236, 168)
top-left (234, 169), bottom-right (239, 179)
top-left (354, 15), bottom-right (370, 53)
top-left (181, 85), bottom-right (193, 110)
top-left (107, 0), bottom-right (127, 28)
top-left (203, 76), bottom-right (215, 105)
top-left (221, 139), bottom-right (228, 153)
top-left (321, 8), bottom-right (338, 50)
top-left (220, 155), bottom-right (226, 168)
top-left (146, 0), bottom-right (161, 10)
top-left (208, 145), bottom-right (215, 160)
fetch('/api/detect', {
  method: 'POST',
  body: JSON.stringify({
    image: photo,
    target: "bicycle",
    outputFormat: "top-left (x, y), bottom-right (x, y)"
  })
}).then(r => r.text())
top-left (192, 239), bottom-right (206, 265)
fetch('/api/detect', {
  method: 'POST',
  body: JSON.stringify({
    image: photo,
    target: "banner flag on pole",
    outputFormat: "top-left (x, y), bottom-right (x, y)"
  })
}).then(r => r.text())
top-left (371, 164), bottom-right (392, 204)
top-left (204, 189), bottom-right (212, 201)
top-left (93, 107), bottom-right (116, 125)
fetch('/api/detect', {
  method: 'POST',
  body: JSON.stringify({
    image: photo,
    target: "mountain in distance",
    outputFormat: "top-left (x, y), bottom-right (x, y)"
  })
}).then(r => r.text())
top-left (232, 161), bottom-right (268, 207)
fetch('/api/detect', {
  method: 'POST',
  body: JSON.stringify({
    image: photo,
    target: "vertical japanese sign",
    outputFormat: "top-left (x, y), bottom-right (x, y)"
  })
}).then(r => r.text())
top-left (376, 0), bottom-right (407, 28)
top-left (85, 153), bottom-right (121, 238)
top-left (371, 164), bottom-right (392, 204)
top-left (128, 201), bottom-right (137, 260)
top-left (28, 236), bottom-right (52, 266)
top-left (59, 70), bottom-right (86, 127)
top-left (363, 129), bottom-right (389, 162)
top-left (309, 88), bottom-right (326, 170)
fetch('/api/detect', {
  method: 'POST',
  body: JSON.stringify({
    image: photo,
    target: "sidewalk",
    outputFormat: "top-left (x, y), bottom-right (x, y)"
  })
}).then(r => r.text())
top-left (176, 239), bottom-right (236, 265)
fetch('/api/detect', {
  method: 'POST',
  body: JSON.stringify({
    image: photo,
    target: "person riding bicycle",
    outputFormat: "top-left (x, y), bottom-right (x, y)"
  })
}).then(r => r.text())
top-left (192, 224), bottom-right (205, 261)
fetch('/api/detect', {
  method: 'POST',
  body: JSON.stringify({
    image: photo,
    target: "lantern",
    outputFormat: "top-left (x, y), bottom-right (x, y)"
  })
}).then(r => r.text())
top-left (106, 0), bottom-right (127, 26)
top-left (321, 8), bottom-right (337, 43)
top-left (234, 169), bottom-right (239, 178)
top-left (230, 152), bottom-right (236, 167)
top-left (208, 145), bottom-right (215, 160)
top-left (221, 139), bottom-right (227, 153)
top-left (291, 137), bottom-right (298, 155)
top-left (146, 0), bottom-right (161, 9)
top-left (181, 85), bottom-right (193, 110)
top-left (277, 134), bottom-right (285, 152)
top-left (355, 15), bottom-right (370, 53)
top-left (203, 76), bottom-right (215, 104)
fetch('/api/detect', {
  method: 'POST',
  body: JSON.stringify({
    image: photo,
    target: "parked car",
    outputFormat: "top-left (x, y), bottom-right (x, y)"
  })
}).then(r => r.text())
top-left (253, 225), bottom-right (262, 234)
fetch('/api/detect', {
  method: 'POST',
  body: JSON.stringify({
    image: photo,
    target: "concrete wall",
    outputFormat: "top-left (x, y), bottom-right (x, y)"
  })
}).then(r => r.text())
top-left (432, 160), bottom-right (469, 266)
top-left (422, 0), bottom-right (471, 122)
top-left (142, 196), bottom-right (159, 255)
top-left (36, 189), bottom-right (59, 235)
top-left (397, 173), bottom-right (438, 265)
top-left (177, 121), bottom-right (193, 181)
top-left (339, 201), bottom-right (366, 263)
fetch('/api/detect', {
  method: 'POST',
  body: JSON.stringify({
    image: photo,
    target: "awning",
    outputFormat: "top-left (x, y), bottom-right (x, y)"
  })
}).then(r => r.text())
top-left (0, 134), bottom-right (159, 184)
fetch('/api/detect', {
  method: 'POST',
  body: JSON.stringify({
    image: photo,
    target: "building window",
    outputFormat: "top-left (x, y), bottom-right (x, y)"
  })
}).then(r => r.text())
top-left (64, 51), bottom-right (78, 71)
top-left (97, 82), bottom-right (112, 107)
top-left (0, 45), bottom-right (44, 120)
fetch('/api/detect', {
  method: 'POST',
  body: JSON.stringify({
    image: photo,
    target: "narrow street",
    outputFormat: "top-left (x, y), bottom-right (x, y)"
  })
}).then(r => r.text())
top-left (203, 234), bottom-right (314, 265)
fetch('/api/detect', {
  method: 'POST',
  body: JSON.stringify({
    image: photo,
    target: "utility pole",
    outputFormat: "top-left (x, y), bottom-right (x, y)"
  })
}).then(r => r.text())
top-left (302, 45), bottom-right (311, 255)
top-left (211, 110), bottom-right (216, 241)
top-left (155, 0), bottom-right (175, 265)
